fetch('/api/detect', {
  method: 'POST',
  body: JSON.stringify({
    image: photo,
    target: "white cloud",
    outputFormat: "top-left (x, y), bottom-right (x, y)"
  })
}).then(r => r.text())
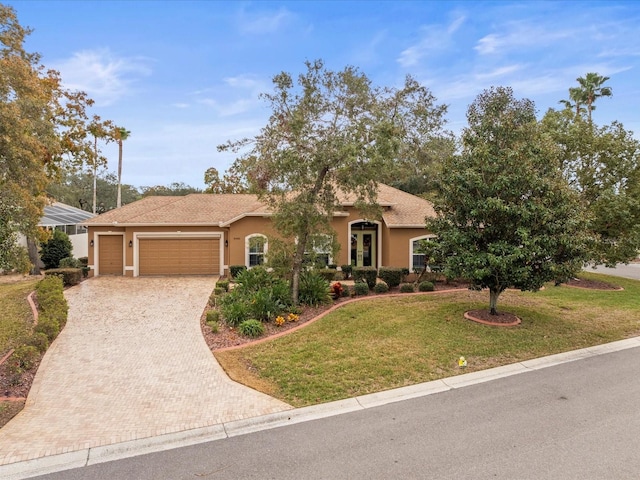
top-left (237, 6), bottom-right (293, 34)
top-left (474, 23), bottom-right (573, 55)
top-left (397, 14), bottom-right (466, 67)
top-left (195, 74), bottom-right (268, 117)
top-left (54, 48), bottom-right (152, 106)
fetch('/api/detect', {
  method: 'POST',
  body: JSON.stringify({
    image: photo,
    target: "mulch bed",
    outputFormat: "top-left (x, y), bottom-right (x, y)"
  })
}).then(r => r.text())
top-left (464, 309), bottom-right (521, 326)
top-left (201, 281), bottom-right (469, 351)
top-left (565, 277), bottom-right (622, 290)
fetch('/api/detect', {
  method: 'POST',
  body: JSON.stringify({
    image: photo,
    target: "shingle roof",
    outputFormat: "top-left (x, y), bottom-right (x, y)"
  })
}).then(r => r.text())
top-left (83, 184), bottom-right (435, 228)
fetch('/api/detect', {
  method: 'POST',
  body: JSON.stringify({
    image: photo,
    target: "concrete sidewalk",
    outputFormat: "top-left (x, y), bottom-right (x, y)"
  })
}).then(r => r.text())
top-left (0, 277), bottom-right (291, 468)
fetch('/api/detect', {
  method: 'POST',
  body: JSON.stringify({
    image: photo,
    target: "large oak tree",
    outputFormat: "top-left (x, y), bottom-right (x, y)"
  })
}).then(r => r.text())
top-left (219, 59), bottom-right (451, 303)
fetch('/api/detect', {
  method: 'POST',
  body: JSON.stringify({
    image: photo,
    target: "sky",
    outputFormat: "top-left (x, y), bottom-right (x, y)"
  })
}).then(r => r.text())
top-left (7, 0), bottom-right (640, 190)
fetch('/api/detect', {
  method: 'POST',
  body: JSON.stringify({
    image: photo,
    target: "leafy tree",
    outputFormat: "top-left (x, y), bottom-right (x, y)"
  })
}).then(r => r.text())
top-left (140, 182), bottom-right (201, 197)
top-left (47, 170), bottom-right (141, 211)
top-left (219, 59), bottom-right (451, 304)
top-left (542, 108), bottom-right (640, 265)
top-left (203, 167), bottom-right (248, 194)
top-left (428, 87), bottom-right (591, 315)
top-left (114, 127), bottom-right (131, 208)
top-left (40, 229), bottom-right (72, 269)
top-left (0, 5), bottom-right (104, 274)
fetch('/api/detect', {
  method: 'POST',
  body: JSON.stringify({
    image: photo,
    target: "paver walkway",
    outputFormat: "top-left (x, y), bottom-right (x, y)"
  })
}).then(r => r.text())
top-left (0, 277), bottom-right (291, 466)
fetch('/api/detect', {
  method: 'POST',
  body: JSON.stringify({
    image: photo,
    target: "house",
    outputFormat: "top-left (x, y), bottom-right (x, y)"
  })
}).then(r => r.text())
top-left (17, 201), bottom-right (96, 259)
top-left (82, 184), bottom-right (436, 277)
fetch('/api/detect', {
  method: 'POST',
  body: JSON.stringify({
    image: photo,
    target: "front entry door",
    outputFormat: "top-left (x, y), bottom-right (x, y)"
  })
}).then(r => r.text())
top-left (350, 231), bottom-right (377, 267)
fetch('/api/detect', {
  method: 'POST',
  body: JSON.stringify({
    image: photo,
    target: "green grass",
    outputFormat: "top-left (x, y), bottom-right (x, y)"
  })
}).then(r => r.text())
top-left (0, 279), bottom-right (39, 357)
top-left (216, 272), bottom-right (640, 407)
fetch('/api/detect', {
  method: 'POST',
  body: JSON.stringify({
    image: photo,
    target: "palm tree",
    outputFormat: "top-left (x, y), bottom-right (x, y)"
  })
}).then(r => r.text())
top-left (559, 86), bottom-right (587, 116)
top-left (88, 116), bottom-right (114, 213)
top-left (115, 127), bottom-right (131, 208)
top-left (576, 72), bottom-right (612, 122)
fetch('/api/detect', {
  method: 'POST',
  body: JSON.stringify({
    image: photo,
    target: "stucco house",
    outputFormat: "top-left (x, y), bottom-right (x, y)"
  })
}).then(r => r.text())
top-left (82, 184), bottom-right (436, 277)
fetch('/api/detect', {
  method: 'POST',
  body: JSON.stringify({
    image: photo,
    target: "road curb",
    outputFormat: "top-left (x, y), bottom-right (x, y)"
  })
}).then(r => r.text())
top-left (2, 336), bottom-right (640, 480)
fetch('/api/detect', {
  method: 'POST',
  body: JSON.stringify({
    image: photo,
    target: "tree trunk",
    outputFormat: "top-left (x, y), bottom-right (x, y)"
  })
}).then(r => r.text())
top-left (291, 231), bottom-right (309, 305)
top-left (117, 139), bottom-right (123, 208)
top-left (27, 236), bottom-right (40, 275)
top-left (489, 289), bottom-right (501, 315)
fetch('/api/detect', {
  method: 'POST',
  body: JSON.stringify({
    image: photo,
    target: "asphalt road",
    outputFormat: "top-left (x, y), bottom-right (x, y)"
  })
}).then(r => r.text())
top-left (588, 262), bottom-right (640, 280)
top-left (32, 345), bottom-right (640, 480)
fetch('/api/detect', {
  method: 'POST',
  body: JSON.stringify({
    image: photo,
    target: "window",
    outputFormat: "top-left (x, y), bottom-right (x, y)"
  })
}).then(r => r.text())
top-left (304, 235), bottom-right (333, 268)
top-left (410, 235), bottom-right (436, 272)
top-left (246, 235), bottom-right (267, 267)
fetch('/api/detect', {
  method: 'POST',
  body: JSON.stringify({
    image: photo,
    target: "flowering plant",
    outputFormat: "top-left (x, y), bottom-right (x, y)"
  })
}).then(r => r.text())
top-left (330, 282), bottom-right (344, 299)
top-left (275, 316), bottom-right (285, 326)
top-left (287, 313), bottom-right (299, 322)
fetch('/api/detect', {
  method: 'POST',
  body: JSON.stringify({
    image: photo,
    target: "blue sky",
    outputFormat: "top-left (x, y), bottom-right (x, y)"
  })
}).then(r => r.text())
top-left (8, 0), bottom-right (640, 190)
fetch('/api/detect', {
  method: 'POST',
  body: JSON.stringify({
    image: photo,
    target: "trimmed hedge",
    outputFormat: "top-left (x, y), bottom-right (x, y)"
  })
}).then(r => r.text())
top-left (352, 266), bottom-right (378, 289)
top-left (418, 281), bottom-right (435, 292)
top-left (378, 267), bottom-right (403, 288)
top-left (400, 283), bottom-right (415, 293)
top-left (34, 276), bottom-right (68, 342)
top-left (373, 281), bottom-right (389, 293)
top-left (353, 282), bottom-right (369, 296)
top-left (340, 264), bottom-right (352, 280)
top-left (317, 268), bottom-right (338, 282)
top-left (44, 268), bottom-right (82, 286)
top-left (216, 279), bottom-right (230, 292)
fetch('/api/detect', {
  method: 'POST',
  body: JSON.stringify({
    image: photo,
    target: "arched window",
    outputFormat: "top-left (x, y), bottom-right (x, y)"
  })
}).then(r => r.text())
top-left (409, 235), bottom-right (437, 272)
top-left (245, 234), bottom-right (268, 268)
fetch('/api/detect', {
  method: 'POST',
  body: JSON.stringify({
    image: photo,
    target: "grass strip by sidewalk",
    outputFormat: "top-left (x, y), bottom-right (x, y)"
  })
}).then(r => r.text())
top-left (215, 272), bottom-right (640, 407)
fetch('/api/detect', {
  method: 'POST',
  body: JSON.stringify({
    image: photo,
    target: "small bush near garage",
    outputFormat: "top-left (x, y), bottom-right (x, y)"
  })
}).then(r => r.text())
top-left (44, 268), bottom-right (82, 286)
top-left (373, 281), bottom-right (389, 294)
top-left (58, 257), bottom-right (82, 268)
top-left (353, 282), bottom-right (369, 296)
top-left (238, 319), bottom-right (265, 338)
top-left (216, 279), bottom-right (230, 292)
top-left (400, 283), bottom-right (415, 293)
top-left (418, 281), bottom-right (435, 292)
top-left (213, 287), bottom-right (225, 296)
top-left (230, 265), bottom-right (247, 278)
top-left (25, 332), bottom-right (49, 353)
top-left (40, 230), bottom-right (72, 269)
top-left (34, 276), bottom-right (68, 342)
top-left (352, 266), bottom-right (378, 289)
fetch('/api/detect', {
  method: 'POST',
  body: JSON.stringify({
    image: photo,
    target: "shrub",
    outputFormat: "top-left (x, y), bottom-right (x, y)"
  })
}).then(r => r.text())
top-left (207, 320), bottom-right (219, 333)
top-left (230, 265), bottom-right (247, 278)
top-left (340, 264), bottom-right (352, 280)
top-left (219, 295), bottom-right (251, 327)
top-left (12, 345), bottom-right (40, 371)
top-left (206, 310), bottom-right (220, 323)
top-left (317, 268), bottom-right (338, 282)
top-left (34, 316), bottom-right (60, 342)
top-left (418, 281), bottom-right (435, 292)
top-left (352, 266), bottom-right (378, 289)
top-left (4, 245), bottom-right (32, 274)
top-left (40, 229), bottom-right (72, 269)
top-left (44, 268), bottom-right (82, 286)
top-left (216, 279), bottom-right (230, 292)
top-left (238, 319), bottom-right (265, 338)
top-left (298, 270), bottom-right (331, 306)
top-left (248, 287), bottom-right (287, 321)
top-left (26, 332), bottom-right (49, 353)
top-left (81, 266), bottom-right (90, 278)
top-left (78, 257), bottom-right (89, 266)
top-left (235, 266), bottom-right (272, 292)
top-left (208, 292), bottom-right (218, 307)
top-left (213, 287), bottom-right (225, 296)
top-left (401, 268), bottom-right (410, 280)
top-left (59, 257), bottom-right (82, 268)
top-left (400, 283), bottom-right (415, 293)
top-left (353, 281), bottom-right (369, 296)
top-left (341, 285), bottom-right (351, 297)
top-left (378, 267), bottom-right (403, 288)
top-left (327, 264), bottom-right (337, 270)
top-left (373, 281), bottom-right (389, 293)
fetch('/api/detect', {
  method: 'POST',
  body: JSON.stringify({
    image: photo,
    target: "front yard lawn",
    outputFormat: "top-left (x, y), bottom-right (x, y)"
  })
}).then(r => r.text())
top-left (215, 272), bottom-right (640, 407)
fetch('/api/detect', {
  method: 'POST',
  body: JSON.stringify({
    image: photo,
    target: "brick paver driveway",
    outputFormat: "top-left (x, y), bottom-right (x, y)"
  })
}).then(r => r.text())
top-left (0, 277), bottom-right (291, 466)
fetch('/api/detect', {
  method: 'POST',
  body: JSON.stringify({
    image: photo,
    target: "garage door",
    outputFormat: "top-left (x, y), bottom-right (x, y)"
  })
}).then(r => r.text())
top-left (98, 235), bottom-right (124, 275)
top-left (139, 238), bottom-right (220, 275)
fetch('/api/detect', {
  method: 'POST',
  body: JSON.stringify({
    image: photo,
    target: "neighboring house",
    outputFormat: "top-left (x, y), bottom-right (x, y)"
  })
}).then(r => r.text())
top-left (17, 202), bottom-right (96, 259)
top-left (82, 184), bottom-right (436, 277)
